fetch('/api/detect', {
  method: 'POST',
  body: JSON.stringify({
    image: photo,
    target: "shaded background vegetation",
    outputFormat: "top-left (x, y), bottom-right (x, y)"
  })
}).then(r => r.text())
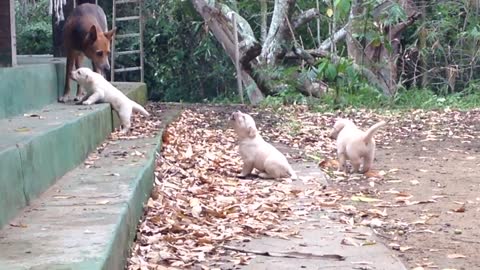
top-left (14, 0), bottom-right (480, 107)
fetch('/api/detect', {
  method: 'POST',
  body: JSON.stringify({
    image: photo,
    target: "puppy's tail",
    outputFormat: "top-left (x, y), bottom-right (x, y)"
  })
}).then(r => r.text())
top-left (131, 101), bottom-right (150, 116)
top-left (363, 121), bottom-right (386, 144)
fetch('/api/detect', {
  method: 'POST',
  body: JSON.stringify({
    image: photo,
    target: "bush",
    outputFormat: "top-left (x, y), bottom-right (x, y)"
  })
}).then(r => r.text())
top-left (17, 21), bottom-right (52, 54)
top-left (142, 0), bottom-right (237, 102)
top-left (15, 0), bottom-right (52, 54)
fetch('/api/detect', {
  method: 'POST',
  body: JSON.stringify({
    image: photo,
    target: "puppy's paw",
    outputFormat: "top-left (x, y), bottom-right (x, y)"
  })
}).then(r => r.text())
top-left (82, 100), bottom-right (93, 105)
top-left (74, 92), bottom-right (86, 102)
top-left (258, 172), bottom-right (272, 179)
top-left (237, 173), bottom-right (248, 179)
top-left (58, 95), bottom-right (71, 103)
top-left (119, 128), bottom-right (130, 134)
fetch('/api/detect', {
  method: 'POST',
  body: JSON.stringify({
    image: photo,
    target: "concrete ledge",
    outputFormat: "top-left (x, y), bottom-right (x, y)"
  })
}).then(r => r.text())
top-left (0, 83), bottom-right (148, 229)
top-left (0, 103), bottom-right (112, 229)
top-left (0, 107), bottom-right (182, 270)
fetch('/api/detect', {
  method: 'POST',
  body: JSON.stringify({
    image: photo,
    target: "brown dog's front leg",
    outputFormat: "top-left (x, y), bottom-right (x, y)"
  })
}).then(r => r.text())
top-left (74, 55), bottom-right (85, 101)
top-left (59, 53), bottom-right (75, 102)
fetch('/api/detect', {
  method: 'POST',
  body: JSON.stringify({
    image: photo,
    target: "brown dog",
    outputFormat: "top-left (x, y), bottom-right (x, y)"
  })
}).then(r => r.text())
top-left (60, 3), bottom-right (116, 102)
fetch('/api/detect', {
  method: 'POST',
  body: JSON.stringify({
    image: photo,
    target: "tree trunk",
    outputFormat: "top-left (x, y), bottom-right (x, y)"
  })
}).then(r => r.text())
top-left (191, 0), bottom-right (264, 104)
top-left (260, 0), bottom-right (296, 65)
top-left (260, 0), bottom-right (268, 43)
top-left (346, 0), bottom-right (421, 96)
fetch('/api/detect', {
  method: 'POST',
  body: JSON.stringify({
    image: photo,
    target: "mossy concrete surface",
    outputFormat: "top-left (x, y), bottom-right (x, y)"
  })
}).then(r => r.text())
top-left (0, 82), bottom-right (148, 229)
top-left (0, 64), bottom-right (59, 119)
top-left (0, 107), bottom-right (182, 270)
top-left (0, 55), bottom-right (97, 119)
top-left (0, 103), bottom-right (112, 229)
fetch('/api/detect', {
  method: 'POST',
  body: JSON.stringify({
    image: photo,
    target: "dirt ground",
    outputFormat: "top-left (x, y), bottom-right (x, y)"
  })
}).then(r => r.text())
top-left (237, 106), bottom-right (480, 269)
top-left (128, 103), bottom-right (480, 270)
top-left (370, 138), bottom-right (480, 269)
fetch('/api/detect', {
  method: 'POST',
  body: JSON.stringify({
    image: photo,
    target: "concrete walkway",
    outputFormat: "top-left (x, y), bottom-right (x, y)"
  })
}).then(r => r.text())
top-left (226, 162), bottom-right (407, 270)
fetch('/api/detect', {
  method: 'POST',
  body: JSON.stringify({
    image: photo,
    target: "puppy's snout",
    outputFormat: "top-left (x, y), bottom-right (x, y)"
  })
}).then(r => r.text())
top-left (70, 71), bottom-right (77, 81)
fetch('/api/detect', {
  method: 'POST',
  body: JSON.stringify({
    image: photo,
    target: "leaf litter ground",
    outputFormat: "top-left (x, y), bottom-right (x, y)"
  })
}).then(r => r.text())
top-left (127, 104), bottom-right (480, 270)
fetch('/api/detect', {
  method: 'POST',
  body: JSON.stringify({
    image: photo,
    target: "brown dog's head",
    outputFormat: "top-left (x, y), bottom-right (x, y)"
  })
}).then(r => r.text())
top-left (229, 111), bottom-right (258, 139)
top-left (83, 25), bottom-right (117, 74)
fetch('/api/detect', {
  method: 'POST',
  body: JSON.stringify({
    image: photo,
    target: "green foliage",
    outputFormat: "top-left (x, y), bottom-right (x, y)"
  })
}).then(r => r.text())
top-left (393, 86), bottom-right (480, 110)
top-left (408, 1), bottom-right (480, 92)
top-left (334, 0), bottom-right (351, 20)
top-left (315, 56), bottom-right (361, 103)
top-left (312, 85), bottom-right (387, 111)
top-left (142, 0), bottom-right (237, 102)
top-left (15, 0), bottom-right (53, 54)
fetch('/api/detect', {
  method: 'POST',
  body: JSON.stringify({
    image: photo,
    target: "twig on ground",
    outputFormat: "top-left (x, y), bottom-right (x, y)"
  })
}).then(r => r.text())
top-left (451, 237), bottom-right (480, 245)
top-left (221, 245), bottom-right (346, 261)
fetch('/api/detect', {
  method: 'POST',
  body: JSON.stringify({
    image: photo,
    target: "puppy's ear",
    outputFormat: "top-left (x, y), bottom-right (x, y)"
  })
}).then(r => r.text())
top-left (85, 73), bottom-right (94, 84)
top-left (247, 126), bottom-right (257, 138)
top-left (330, 122), bottom-right (344, 139)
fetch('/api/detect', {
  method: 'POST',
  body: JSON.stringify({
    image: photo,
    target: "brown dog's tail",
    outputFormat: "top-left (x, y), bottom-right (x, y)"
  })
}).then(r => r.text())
top-left (131, 101), bottom-right (150, 116)
top-left (363, 121), bottom-right (386, 144)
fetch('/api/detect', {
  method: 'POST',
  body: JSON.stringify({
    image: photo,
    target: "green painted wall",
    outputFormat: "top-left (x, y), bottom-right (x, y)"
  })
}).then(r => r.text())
top-left (0, 64), bottom-right (59, 119)
top-left (0, 56), bottom-right (89, 119)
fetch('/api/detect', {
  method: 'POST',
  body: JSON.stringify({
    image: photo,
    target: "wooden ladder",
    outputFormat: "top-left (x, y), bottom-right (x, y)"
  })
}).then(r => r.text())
top-left (110, 0), bottom-right (144, 82)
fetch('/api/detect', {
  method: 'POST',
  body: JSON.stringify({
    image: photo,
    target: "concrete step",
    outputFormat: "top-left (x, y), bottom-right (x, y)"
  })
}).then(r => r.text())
top-left (0, 105), bottom-right (182, 270)
top-left (0, 82), bottom-right (147, 229)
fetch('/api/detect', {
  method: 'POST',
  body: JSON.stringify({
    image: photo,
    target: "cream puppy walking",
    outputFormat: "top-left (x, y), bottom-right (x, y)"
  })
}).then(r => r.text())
top-left (229, 111), bottom-right (297, 180)
top-left (71, 67), bottom-right (149, 133)
top-left (330, 119), bottom-right (386, 173)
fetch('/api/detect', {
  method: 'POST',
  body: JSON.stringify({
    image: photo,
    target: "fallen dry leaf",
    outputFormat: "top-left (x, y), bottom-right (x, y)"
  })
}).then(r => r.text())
top-left (318, 158), bottom-right (339, 169)
top-left (351, 195), bottom-right (382, 203)
top-left (452, 204), bottom-right (466, 213)
top-left (447, 253), bottom-right (467, 259)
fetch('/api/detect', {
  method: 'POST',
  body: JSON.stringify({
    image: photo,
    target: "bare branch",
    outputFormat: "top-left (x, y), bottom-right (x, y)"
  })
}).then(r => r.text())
top-left (261, 0), bottom-right (296, 64)
top-left (318, 25), bottom-right (348, 51)
top-left (292, 8), bottom-right (319, 29)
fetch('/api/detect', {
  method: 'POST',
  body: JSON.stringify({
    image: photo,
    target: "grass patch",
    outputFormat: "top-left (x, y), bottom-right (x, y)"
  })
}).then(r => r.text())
top-left (260, 85), bottom-right (480, 112)
top-left (208, 82), bottom-right (480, 112)
top-left (392, 88), bottom-right (480, 110)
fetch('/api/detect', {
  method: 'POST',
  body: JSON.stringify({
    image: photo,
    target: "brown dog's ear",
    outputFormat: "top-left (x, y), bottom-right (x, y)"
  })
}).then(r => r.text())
top-left (104, 27), bottom-right (117, 41)
top-left (86, 25), bottom-right (98, 44)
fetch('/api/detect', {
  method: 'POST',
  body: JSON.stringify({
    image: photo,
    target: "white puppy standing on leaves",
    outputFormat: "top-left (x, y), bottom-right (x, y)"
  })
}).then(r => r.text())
top-left (330, 118), bottom-right (386, 173)
top-left (71, 67), bottom-right (149, 133)
top-left (229, 111), bottom-right (297, 180)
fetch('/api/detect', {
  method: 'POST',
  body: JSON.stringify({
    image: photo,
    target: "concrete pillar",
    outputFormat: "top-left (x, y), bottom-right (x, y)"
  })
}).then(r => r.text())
top-left (0, 0), bottom-right (17, 67)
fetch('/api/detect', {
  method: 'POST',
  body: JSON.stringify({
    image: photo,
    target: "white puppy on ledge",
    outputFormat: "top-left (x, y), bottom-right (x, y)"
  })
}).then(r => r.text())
top-left (229, 111), bottom-right (297, 180)
top-left (71, 67), bottom-right (150, 133)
